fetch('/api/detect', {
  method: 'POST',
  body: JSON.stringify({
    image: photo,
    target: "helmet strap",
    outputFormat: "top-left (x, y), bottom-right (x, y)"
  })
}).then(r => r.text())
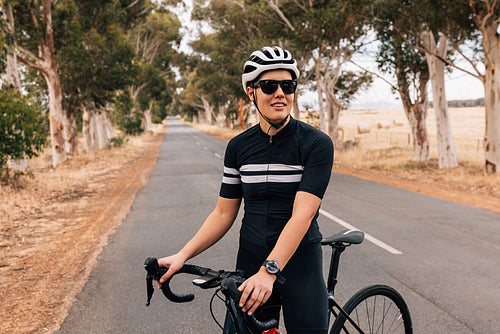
top-left (253, 94), bottom-right (289, 130)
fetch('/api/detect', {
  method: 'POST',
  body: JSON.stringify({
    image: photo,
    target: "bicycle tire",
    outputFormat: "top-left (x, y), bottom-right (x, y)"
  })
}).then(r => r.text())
top-left (330, 285), bottom-right (412, 334)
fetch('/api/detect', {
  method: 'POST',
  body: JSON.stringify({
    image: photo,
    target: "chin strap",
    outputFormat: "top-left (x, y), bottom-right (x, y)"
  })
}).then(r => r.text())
top-left (253, 95), bottom-right (289, 130)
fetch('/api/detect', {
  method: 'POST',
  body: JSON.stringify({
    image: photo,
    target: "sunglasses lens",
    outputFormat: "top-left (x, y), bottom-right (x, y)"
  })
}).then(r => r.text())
top-left (256, 80), bottom-right (297, 94)
top-left (281, 80), bottom-right (296, 94)
top-left (260, 81), bottom-right (279, 94)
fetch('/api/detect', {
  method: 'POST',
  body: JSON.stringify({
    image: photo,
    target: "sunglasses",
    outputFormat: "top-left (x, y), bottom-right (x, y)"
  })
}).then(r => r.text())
top-left (252, 79), bottom-right (297, 95)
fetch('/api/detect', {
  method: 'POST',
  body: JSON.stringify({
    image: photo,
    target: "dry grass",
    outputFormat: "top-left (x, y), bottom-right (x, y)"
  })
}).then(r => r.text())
top-left (334, 107), bottom-right (499, 199)
top-left (0, 123), bottom-right (166, 333)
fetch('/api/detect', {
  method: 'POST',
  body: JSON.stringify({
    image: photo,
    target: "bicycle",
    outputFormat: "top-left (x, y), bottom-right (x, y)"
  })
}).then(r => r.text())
top-left (144, 229), bottom-right (413, 334)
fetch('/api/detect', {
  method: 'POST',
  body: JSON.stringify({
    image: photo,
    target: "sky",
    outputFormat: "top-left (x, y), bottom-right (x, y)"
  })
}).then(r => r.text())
top-left (167, 0), bottom-right (486, 110)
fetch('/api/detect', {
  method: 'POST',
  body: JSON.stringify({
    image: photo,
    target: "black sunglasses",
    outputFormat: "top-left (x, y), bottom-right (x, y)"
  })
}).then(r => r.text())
top-left (252, 79), bottom-right (297, 95)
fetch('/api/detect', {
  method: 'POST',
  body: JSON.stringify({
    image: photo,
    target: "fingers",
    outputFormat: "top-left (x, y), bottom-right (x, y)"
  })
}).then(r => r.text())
top-left (238, 277), bottom-right (273, 316)
top-left (155, 256), bottom-right (182, 289)
top-left (157, 267), bottom-right (173, 289)
top-left (246, 290), bottom-right (268, 316)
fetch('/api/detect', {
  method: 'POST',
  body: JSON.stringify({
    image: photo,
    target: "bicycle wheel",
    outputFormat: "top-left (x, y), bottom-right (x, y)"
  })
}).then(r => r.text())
top-left (330, 285), bottom-right (412, 334)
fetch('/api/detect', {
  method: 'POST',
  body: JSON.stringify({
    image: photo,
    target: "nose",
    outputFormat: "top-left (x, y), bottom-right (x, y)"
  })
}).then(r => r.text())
top-left (274, 84), bottom-right (285, 97)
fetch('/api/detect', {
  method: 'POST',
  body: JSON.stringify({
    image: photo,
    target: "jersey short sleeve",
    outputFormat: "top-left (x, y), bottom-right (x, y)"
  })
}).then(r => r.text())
top-left (219, 139), bottom-right (243, 199)
top-left (297, 132), bottom-right (334, 199)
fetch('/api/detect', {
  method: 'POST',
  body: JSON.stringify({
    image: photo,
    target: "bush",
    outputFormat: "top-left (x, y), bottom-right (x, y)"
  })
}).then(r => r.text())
top-left (0, 88), bottom-right (47, 176)
top-left (113, 91), bottom-right (144, 136)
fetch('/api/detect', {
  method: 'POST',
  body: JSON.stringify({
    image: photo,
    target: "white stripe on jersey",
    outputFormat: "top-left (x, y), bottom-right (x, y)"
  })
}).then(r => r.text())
top-left (224, 166), bottom-right (240, 175)
top-left (241, 174), bottom-right (303, 184)
top-left (222, 176), bottom-right (241, 184)
top-left (240, 164), bottom-right (304, 172)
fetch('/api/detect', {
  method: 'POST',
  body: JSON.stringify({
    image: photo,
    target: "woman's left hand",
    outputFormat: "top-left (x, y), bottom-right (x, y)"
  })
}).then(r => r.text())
top-left (238, 268), bottom-right (276, 315)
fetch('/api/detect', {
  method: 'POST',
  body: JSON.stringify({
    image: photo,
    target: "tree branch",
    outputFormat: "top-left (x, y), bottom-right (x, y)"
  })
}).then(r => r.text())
top-left (266, 0), bottom-right (295, 31)
top-left (16, 54), bottom-right (47, 75)
top-left (349, 59), bottom-right (398, 91)
top-left (393, 25), bottom-right (483, 80)
top-left (15, 44), bottom-right (44, 66)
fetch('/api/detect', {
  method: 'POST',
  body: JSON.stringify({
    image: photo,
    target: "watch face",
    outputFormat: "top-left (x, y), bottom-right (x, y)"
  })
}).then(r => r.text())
top-left (265, 260), bottom-right (280, 274)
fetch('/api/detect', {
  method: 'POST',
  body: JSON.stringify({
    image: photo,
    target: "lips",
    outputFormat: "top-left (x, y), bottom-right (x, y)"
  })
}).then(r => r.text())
top-left (271, 103), bottom-right (286, 107)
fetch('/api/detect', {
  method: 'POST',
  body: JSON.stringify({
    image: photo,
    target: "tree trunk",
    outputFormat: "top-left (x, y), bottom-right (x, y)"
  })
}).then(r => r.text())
top-left (83, 107), bottom-right (114, 152)
top-left (421, 31), bottom-right (458, 168)
top-left (315, 60), bottom-right (327, 133)
top-left (82, 107), bottom-right (92, 152)
top-left (481, 22), bottom-right (500, 174)
top-left (42, 59), bottom-right (68, 166)
top-left (13, 0), bottom-right (70, 166)
top-left (1, 3), bottom-right (20, 88)
top-left (143, 100), bottom-right (154, 131)
top-left (397, 69), bottom-right (430, 161)
top-left (292, 87), bottom-right (300, 120)
top-left (325, 91), bottom-right (342, 147)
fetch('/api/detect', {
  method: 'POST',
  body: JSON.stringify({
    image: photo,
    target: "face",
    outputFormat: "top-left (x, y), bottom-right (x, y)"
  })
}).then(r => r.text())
top-left (247, 69), bottom-right (294, 125)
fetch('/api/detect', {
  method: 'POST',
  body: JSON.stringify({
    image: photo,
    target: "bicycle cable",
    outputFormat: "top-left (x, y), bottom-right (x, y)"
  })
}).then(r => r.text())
top-left (210, 287), bottom-right (225, 331)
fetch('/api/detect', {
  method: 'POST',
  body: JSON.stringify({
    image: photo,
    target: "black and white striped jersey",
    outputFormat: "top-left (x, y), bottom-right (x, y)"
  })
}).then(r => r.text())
top-left (220, 117), bottom-right (334, 248)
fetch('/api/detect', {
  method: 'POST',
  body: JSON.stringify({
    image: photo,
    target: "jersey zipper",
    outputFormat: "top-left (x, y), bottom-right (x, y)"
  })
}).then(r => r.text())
top-left (265, 134), bottom-right (273, 248)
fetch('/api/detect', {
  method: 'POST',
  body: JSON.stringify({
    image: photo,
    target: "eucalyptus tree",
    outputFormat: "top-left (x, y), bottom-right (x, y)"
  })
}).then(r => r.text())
top-left (385, 0), bottom-right (475, 169)
top-left (189, 0), bottom-right (373, 140)
top-left (413, 0), bottom-right (500, 173)
top-left (65, 0), bottom-right (153, 151)
top-left (466, 0), bottom-right (500, 174)
top-left (0, 1), bottom-right (20, 88)
top-left (187, 0), bottom-right (273, 128)
top-left (4, 0), bottom-right (70, 166)
top-left (373, 0), bottom-right (431, 161)
top-left (289, 0), bottom-right (373, 143)
top-left (415, 0), bottom-right (475, 169)
top-left (127, 9), bottom-right (181, 131)
top-left (2, 0), bottom-right (152, 165)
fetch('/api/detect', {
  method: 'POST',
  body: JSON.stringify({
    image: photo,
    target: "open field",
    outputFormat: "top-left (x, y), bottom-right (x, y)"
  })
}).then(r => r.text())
top-left (338, 106), bottom-right (485, 162)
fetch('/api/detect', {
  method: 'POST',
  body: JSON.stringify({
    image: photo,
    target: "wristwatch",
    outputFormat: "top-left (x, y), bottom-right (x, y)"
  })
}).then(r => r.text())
top-left (262, 260), bottom-right (286, 284)
top-left (262, 260), bottom-right (280, 275)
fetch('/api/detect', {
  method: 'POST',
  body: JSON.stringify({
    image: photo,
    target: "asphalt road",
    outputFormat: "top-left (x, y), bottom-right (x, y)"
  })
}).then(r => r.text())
top-left (57, 117), bottom-right (500, 333)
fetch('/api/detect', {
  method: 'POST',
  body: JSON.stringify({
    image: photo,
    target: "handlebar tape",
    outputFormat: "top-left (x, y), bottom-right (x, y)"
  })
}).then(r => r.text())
top-left (145, 257), bottom-right (206, 304)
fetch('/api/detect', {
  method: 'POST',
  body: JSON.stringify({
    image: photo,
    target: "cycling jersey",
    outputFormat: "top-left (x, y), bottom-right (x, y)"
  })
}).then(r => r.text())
top-left (219, 117), bottom-right (334, 249)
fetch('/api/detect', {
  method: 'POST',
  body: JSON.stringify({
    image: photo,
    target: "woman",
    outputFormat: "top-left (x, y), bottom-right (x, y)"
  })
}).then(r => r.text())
top-left (158, 46), bottom-right (334, 334)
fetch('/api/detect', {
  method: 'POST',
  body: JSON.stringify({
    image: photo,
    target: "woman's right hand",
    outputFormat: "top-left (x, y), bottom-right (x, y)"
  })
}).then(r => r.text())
top-left (156, 253), bottom-right (186, 289)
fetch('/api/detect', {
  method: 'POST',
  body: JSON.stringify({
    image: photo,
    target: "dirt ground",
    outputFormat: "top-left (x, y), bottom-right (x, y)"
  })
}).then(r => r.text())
top-left (0, 111), bottom-right (499, 333)
top-left (0, 123), bottom-right (167, 333)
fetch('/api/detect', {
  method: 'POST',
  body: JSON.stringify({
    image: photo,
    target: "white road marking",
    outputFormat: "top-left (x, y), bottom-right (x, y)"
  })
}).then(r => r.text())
top-left (319, 209), bottom-right (403, 255)
top-left (214, 153), bottom-right (222, 159)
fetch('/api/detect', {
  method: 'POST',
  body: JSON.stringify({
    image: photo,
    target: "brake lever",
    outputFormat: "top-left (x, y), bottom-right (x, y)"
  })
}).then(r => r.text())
top-left (144, 257), bottom-right (195, 305)
top-left (146, 273), bottom-right (154, 306)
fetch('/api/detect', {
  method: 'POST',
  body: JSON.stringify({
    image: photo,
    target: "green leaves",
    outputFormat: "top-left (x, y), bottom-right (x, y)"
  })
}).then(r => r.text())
top-left (0, 87), bottom-right (47, 170)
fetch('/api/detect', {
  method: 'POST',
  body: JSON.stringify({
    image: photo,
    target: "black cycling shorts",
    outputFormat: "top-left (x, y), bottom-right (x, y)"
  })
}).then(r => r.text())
top-left (236, 242), bottom-right (328, 334)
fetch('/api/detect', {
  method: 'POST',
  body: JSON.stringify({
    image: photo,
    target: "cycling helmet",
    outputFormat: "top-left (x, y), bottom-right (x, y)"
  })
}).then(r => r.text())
top-left (242, 46), bottom-right (299, 96)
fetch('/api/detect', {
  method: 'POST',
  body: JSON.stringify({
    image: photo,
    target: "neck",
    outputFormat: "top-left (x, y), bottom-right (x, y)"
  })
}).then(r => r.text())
top-left (259, 114), bottom-right (290, 136)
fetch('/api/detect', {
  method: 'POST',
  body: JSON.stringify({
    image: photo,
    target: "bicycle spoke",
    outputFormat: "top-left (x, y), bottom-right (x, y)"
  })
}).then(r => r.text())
top-left (336, 295), bottom-right (408, 334)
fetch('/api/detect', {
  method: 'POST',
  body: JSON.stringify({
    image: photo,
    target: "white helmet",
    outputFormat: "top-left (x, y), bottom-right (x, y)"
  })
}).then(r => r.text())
top-left (242, 46), bottom-right (299, 96)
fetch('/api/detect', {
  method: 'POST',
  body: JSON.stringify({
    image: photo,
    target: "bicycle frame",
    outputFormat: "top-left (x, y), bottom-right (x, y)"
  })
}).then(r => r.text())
top-left (222, 292), bottom-right (251, 334)
top-left (324, 242), bottom-right (366, 334)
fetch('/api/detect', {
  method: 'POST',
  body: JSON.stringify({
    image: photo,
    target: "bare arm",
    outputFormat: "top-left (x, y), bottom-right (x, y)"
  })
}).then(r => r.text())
top-left (158, 196), bottom-right (241, 284)
top-left (238, 191), bottom-right (322, 315)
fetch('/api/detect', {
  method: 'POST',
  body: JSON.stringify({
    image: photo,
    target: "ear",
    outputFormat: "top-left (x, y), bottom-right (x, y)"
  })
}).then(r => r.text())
top-left (246, 86), bottom-right (254, 101)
